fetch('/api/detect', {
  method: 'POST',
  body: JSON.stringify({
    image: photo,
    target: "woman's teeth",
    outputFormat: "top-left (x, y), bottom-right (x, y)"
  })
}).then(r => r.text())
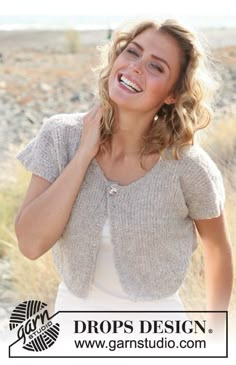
top-left (119, 75), bottom-right (142, 93)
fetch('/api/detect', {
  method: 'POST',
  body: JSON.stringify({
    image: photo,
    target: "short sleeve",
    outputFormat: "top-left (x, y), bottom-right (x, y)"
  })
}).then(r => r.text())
top-left (179, 146), bottom-right (226, 220)
top-left (16, 116), bottom-right (60, 183)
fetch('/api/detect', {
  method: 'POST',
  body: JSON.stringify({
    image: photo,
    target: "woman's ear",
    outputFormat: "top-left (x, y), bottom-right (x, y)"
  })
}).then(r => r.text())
top-left (164, 94), bottom-right (176, 105)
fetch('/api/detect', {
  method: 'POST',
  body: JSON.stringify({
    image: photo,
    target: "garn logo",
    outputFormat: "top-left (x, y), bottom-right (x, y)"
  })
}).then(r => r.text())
top-left (9, 300), bottom-right (60, 352)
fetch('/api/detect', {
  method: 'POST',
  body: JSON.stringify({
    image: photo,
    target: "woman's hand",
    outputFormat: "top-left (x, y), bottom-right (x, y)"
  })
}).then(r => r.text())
top-left (78, 103), bottom-right (103, 160)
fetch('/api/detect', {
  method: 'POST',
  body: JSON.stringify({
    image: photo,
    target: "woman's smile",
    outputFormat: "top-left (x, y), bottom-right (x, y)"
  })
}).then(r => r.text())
top-left (117, 73), bottom-right (143, 94)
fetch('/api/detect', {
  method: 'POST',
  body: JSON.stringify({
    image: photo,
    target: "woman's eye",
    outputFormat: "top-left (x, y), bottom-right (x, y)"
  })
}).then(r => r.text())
top-left (150, 63), bottom-right (163, 73)
top-left (126, 48), bottom-right (139, 57)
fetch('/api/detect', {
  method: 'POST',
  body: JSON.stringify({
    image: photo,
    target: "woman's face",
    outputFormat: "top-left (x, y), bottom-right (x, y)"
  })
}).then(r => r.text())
top-left (108, 27), bottom-right (182, 116)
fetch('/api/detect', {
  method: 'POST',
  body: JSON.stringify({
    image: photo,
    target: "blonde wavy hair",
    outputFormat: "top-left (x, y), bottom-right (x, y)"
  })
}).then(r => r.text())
top-left (94, 19), bottom-right (220, 168)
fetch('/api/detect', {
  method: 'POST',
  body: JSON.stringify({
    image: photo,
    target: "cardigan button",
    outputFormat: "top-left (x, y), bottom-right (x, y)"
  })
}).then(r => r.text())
top-left (108, 185), bottom-right (118, 196)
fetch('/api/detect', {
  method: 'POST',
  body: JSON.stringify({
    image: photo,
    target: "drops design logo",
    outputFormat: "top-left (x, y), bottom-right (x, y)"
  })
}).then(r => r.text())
top-left (9, 300), bottom-right (60, 352)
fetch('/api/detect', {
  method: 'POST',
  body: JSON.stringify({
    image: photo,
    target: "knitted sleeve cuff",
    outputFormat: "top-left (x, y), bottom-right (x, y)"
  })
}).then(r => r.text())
top-left (180, 147), bottom-right (225, 220)
top-left (15, 115), bottom-right (60, 183)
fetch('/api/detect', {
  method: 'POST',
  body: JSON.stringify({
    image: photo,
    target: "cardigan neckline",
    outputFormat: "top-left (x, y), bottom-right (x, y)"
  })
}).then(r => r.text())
top-left (81, 113), bottom-right (169, 189)
top-left (92, 154), bottom-right (163, 188)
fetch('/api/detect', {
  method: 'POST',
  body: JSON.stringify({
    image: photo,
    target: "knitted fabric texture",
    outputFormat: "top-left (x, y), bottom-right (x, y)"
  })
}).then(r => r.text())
top-left (16, 113), bottom-right (225, 301)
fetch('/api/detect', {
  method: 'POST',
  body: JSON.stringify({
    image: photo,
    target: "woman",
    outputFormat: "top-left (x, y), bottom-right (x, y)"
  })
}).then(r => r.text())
top-left (15, 19), bottom-right (233, 332)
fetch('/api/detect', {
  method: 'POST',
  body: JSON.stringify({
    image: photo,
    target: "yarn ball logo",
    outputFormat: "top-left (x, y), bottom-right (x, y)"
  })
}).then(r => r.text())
top-left (9, 300), bottom-right (60, 352)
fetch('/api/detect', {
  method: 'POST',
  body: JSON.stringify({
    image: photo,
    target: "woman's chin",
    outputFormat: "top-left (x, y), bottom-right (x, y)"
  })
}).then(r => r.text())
top-left (108, 91), bottom-right (132, 108)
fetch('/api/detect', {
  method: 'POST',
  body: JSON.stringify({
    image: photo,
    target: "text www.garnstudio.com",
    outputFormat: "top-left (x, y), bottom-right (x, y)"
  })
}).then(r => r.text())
top-left (74, 337), bottom-right (206, 351)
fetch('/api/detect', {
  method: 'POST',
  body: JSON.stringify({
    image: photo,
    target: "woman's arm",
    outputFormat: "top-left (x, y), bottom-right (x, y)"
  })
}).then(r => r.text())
top-left (15, 150), bottom-right (92, 260)
top-left (194, 212), bottom-right (234, 334)
top-left (15, 105), bottom-right (103, 261)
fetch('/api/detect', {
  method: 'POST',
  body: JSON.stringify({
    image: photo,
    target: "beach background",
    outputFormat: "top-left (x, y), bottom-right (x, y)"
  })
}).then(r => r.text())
top-left (0, 14), bottom-right (235, 346)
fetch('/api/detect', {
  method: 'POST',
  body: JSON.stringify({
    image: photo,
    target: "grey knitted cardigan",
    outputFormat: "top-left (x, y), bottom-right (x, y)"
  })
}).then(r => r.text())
top-left (16, 113), bottom-right (225, 301)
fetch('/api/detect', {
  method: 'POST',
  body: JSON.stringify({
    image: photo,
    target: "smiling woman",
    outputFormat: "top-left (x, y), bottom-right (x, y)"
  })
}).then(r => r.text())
top-left (96, 19), bottom-right (220, 166)
top-left (15, 18), bottom-right (233, 338)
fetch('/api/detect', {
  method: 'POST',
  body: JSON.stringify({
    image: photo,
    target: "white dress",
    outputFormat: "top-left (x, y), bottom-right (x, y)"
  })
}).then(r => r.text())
top-left (54, 217), bottom-right (188, 320)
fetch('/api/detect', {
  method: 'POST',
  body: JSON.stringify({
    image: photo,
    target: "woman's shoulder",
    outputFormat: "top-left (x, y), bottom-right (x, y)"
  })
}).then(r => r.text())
top-left (41, 112), bottom-right (85, 135)
top-left (174, 144), bottom-right (225, 220)
top-left (176, 143), bottom-right (222, 179)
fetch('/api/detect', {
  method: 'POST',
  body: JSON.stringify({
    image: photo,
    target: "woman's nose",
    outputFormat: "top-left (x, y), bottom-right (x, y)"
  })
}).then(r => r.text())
top-left (128, 60), bottom-right (143, 74)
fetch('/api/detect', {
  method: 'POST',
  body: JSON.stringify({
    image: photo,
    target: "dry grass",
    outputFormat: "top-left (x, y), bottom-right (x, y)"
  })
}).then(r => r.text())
top-left (65, 29), bottom-right (81, 54)
top-left (9, 246), bottom-right (60, 313)
top-left (0, 162), bottom-right (60, 312)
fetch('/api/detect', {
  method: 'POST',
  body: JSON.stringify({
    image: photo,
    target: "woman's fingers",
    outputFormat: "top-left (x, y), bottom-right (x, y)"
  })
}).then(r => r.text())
top-left (78, 103), bottom-right (103, 159)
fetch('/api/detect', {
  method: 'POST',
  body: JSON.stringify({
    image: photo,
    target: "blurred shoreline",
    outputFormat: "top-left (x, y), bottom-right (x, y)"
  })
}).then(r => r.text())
top-left (0, 27), bottom-right (236, 50)
top-left (0, 29), bottom-right (109, 51)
